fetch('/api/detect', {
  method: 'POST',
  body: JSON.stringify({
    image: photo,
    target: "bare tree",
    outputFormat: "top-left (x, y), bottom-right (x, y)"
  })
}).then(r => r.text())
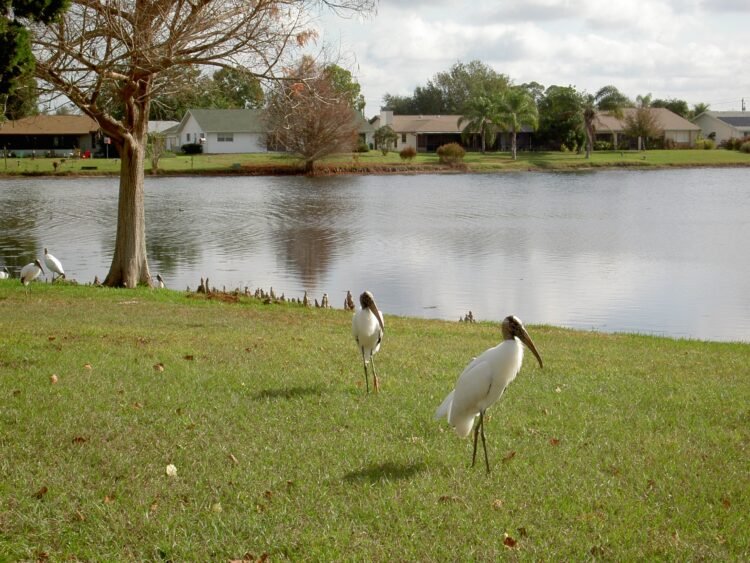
top-left (264, 57), bottom-right (361, 173)
top-left (26, 0), bottom-right (373, 287)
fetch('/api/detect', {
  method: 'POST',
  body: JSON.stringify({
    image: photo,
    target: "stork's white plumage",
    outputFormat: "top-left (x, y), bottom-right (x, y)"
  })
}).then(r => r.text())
top-left (0, 266), bottom-right (9, 279)
top-left (155, 274), bottom-right (165, 288)
top-left (20, 259), bottom-right (45, 289)
top-left (435, 315), bottom-right (543, 472)
top-left (352, 290), bottom-right (385, 393)
top-left (44, 248), bottom-right (65, 281)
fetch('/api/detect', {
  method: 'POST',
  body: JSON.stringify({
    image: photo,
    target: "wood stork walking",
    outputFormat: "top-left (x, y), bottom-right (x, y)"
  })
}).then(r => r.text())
top-left (20, 259), bottom-right (45, 293)
top-left (435, 315), bottom-right (543, 473)
top-left (43, 248), bottom-right (65, 281)
top-left (0, 266), bottom-right (9, 280)
top-left (155, 274), bottom-right (165, 288)
top-left (352, 291), bottom-right (385, 393)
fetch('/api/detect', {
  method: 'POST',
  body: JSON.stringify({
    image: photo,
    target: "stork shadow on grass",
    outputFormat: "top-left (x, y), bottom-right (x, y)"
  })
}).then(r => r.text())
top-left (343, 461), bottom-right (427, 483)
top-left (252, 385), bottom-right (324, 401)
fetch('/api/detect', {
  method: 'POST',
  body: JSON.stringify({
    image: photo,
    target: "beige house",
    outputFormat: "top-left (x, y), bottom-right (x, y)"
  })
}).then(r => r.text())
top-left (692, 111), bottom-right (750, 144)
top-left (370, 111), bottom-right (464, 152)
top-left (594, 107), bottom-right (701, 149)
top-left (0, 114), bottom-right (100, 157)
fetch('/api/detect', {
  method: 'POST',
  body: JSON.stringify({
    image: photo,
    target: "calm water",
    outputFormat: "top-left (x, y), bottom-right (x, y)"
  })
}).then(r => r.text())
top-left (1, 169), bottom-right (749, 342)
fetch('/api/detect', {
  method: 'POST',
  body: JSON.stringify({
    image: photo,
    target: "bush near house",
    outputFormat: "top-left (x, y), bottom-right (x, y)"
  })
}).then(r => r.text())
top-left (740, 141), bottom-right (750, 154)
top-left (436, 142), bottom-right (465, 166)
top-left (694, 139), bottom-right (716, 150)
top-left (721, 137), bottom-right (750, 151)
top-left (181, 143), bottom-right (203, 155)
top-left (399, 146), bottom-right (417, 161)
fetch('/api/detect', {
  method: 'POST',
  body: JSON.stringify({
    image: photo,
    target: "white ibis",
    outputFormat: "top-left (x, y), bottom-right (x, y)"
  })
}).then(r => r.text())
top-left (0, 266), bottom-right (9, 280)
top-left (351, 291), bottom-right (385, 393)
top-left (155, 274), bottom-right (165, 288)
top-left (43, 248), bottom-right (65, 281)
top-left (435, 315), bottom-right (543, 473)
top-left (20, 259), bottom-right (45, 293)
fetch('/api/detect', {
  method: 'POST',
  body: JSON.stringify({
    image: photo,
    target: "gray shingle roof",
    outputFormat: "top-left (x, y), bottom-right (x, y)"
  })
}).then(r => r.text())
top-left (186, 109), bottom-right (265, 133)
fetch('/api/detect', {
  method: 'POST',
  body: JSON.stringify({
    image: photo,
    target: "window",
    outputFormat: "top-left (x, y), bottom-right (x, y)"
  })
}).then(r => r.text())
top-left (217, 133), bottom-right (234, 142)
top-left (401, 133), bottom-right (407, 142)
top-left (186, 133), bottom-right (191, 143)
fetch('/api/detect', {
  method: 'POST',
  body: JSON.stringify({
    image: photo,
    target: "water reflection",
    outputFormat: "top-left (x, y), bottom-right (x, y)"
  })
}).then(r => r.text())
top-left (1, 169), bottom-right (749, 342)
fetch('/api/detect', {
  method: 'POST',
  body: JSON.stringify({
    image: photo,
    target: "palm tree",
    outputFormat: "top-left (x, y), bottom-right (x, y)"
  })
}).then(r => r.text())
top-left (457, 95), bottom-right (499, 153)
top-left (495, 87), bottom-right (539, 160)
top-left (691, 102), bottom-right (710, 119)
top-left (582, 85), bottom-right (631, 158)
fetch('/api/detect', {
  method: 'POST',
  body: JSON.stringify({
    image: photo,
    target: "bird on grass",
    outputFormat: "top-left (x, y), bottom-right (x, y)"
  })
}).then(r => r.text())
top-left (0, 266), bottom-right (9, 280)
top-left (352, 291), bottom-right (385, 393)
top-left (155, 274), bottom-right (165, 288)
top-left (435, 315), bottom-right (543, 473)
top-left (44, 248), bottom-right (65, 281)
top-left (20, 259), bottom-right (45, 294)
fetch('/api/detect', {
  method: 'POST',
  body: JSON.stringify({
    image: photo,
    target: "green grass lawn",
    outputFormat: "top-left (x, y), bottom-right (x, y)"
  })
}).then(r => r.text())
top-left (2, 148), bottom-right (749, 177)
top-left (1, 282), bottom-right (748, 560)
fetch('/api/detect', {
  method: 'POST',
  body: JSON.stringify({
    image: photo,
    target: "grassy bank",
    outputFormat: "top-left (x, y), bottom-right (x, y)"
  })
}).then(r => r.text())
top-left (1, 282), bottom-right (748, 560)
top-left (2, 148), bottom-right (750, 177)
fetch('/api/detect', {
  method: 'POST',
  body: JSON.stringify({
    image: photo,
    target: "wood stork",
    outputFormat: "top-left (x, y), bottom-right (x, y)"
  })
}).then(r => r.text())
top-left (155, 274), bottom-right (165, 288)
top-left (43, 248), bottom-right (65, 281)
top-left (20, 259), bottom-right (45, 293)
top-left (0, 266), bottom-right (9, 280)
top-left (435, 315), bottom-right (543, 473)
top-left (352, 291), bottom-right (385, 393)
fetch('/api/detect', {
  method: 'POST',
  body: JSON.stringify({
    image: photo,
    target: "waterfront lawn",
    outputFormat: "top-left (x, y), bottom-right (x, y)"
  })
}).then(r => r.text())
top-left (1, 148), bottom-right (749, 176)
top-left (0, 282), bottom-right (748, 560)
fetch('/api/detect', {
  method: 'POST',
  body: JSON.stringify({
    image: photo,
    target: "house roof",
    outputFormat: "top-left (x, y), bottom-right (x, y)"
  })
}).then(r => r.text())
top-left (375, 115), bottom-right (464, 134)
top-left (182, 109), bottom-right (265, 133)
top-left (148, 120), bottom-right (179, 134)
top-left (594, 107), bottom-right (700, 133)
top-left (0, 114), bottom-right (100, 135)
top-left (697, 111), bottom-right (750, 129)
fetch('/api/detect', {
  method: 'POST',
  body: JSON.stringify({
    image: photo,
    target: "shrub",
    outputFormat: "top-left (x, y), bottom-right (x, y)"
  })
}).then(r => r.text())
top-left (740, 141), bottom-right (750, 154)
top-left (355, 142), bottom-right (370, 153)
top-left (181, 143), bottom-right (203, 155)
top-left (436, 142), bottom-right (465, 166)
top-left (399, 146), bottom-right (417, 161)
top-left (722, 137), bottom-right (747, 151)
top-left (593, 140), bottom-right (613, 151)
top-left (694, 139), bottom-right (715, 150)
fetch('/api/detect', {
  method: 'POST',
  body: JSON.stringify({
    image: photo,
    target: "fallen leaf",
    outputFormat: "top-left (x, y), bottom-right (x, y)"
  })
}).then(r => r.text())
top-left (48, 336), bottom-right (56, 341)
top-left (153, 363), bottom-right (165, 372)
top-left (72, 436), bottom-right (87, 444)
top-left (149, 500), bottom-right (159, 514)
top-left (228, 453), bottom-right (239, 465)
top-left (132, 402), bottom-right (142, 409)
top-left (166, 464), bottom-right (177, 477)
top-left (33, 486), bottom-right (48, 499)
top-left (12, 389), bottom-right (21, 396)
top-left (491, 499), bottom-right (503, 509)
top-left (555, 386), bottom-right (562, 393)
top-left (83, 363), bottom-right (92, 370)
top-left (183, 354), bottom-right (194, 361)
top-left (721, 496), bottom-right (731, 509)
top-left (74, 510), bottom-right (85, 522)
top-left (211, 502), bottom-right (222, 513)
top-left (50, 374), bottom-right (58, 384)
top-left (549, 438), bottom-right (560, 446)
top-left (104, 495), bottom-right (114, 504)
top-left (263, 490), bottom-right (273, 500)
top-left (503, 534), bottom-right (517, 548)
top-left (502, 450), bottom-right (516, 463)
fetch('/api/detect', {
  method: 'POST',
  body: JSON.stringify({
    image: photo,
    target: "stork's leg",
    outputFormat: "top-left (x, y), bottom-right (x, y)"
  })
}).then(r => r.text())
top-left (361, 347), bottom-right (369, 394)
top-left (479, 411), bottom-right (490, 474)
top-left (370, 355), bottom-right (380, 393)
top-left (471, 416), bottom-right (480, 468)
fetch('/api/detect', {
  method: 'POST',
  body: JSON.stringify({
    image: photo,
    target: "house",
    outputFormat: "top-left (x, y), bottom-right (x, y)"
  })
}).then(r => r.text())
top-left (692, 111), bottom-right (750, 144)
top-left (0, 114), bottom-right (100, 157)
top-left (174, 109), bottom-right (267, 153)
top-left (370, 110), bottom-right (534, 152)
top-left (593, 107), bottom-right (701, 149)
top-left (148, 120), bottom-right (180, 151)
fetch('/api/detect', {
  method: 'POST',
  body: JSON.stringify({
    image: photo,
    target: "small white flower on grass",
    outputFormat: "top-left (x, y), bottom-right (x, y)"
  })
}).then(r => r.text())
top-left (165, 464), bottom-right (177, 477)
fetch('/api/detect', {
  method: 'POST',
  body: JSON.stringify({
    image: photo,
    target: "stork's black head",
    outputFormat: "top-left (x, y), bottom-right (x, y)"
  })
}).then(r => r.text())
top-left (502, 315), bottom-right (543, 368)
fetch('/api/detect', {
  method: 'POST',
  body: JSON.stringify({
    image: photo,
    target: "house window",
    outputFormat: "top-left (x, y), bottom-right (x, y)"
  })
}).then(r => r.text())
top-left (186, 133), bottom-right (191, 143)
top-left (217, 133), bottom-right (234, 142)
top-left (402, 133), bottom-right (407, 143)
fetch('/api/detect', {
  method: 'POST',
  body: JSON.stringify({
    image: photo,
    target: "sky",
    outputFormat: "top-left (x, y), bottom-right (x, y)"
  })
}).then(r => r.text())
top-left (315, 0), bottom-right (750, 118)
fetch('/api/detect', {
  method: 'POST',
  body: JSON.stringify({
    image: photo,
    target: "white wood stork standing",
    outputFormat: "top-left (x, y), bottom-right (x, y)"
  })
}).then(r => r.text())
top-left (20, 259), bottom-right (45, 293)
top-left (155, 274), bottom-right (165, 288)
top-left (43, 248), bottom-right (65, 281)
top-left (435, 315), bottom-right (543, 473)
top-left (352, 290), bottom-right (385, 393)
top-left (0, 266), bottom-right (9, 280)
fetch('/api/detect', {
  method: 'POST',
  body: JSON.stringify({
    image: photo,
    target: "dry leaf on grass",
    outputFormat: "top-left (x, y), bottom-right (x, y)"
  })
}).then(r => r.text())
top-left (33, 486), bottom-right (48, 499)
top-left (83, 363), bottom-right (92, 370)
top-left (549, 438), bottom-right (560, 446)
top-left (491, 499), bottom-right (503, 509)
top-left (72, 436), bottom-right (87, 444)
top-left (183, 355), bottom-right (194, 361)
top-left (153, 363), bottom-right (165, 372)
top-left (165, 464), bottom-right (177, 477)
top-left (50, 374), bottom-right (58, 384)
top-left (502, 450), bottom-right (516, 463)
top-left (503, 533), bottom-right (518, 548)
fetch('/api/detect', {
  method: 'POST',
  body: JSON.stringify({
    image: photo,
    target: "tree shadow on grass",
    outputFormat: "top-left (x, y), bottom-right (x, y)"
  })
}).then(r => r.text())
top-left (252, 385), bottom-right (323, 401)
top-left (343, 461), bottom-right (427, 483)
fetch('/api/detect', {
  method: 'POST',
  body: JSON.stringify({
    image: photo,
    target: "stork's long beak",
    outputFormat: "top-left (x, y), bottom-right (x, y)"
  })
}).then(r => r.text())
top-left (369, 302), bottom-right (384, 332)
top-left (518, 327), bottom-right (543, 368)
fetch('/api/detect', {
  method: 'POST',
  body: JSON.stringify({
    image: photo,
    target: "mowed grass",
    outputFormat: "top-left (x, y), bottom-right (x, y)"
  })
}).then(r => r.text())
top-left (2, 148), bottom-right (750, 176)
top-left (0, 282), bottom-right (748, 560)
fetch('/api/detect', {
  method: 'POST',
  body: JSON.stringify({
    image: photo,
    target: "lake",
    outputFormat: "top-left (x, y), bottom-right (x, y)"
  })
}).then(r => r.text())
top-left (1, 168), bottom-right (749, 342)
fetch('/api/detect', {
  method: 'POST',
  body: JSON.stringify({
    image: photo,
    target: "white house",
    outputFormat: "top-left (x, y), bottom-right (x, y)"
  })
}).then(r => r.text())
top-left (692, 111), bottom-right (750, 144)
top-left (175, 109), bottom-right (267, 153)
top-left (148, 120), bottom-right (179, 151)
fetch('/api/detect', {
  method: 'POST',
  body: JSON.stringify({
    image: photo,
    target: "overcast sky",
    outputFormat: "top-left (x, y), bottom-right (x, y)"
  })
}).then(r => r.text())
top-left (315, 0), bottom-right (750, 117)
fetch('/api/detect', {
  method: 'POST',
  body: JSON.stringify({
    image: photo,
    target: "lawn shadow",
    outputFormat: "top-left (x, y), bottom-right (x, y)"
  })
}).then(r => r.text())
top-left (252, 385), bottom-right (323, 401)
top-left (343, 461), bottom-right (427, 483)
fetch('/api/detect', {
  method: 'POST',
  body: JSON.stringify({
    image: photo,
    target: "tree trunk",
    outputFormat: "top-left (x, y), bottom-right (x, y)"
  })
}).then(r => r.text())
top-left (511, 131), bottom-right (518, 160)
top-left (103, 136), bottom-right (151, 287)
top-left (304, 159), bottom-right (314, 174)
top-left (585, 123), bottom-right (594, 159)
